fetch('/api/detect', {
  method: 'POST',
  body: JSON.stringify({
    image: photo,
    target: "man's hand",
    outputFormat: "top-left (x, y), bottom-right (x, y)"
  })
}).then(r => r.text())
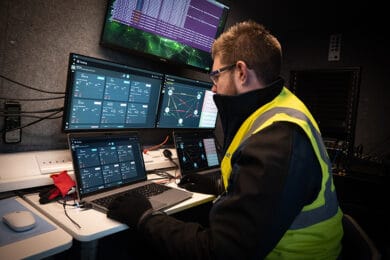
top-left (107, 194), bottom-right (152, 228)
top-left (178, 173), bottom-right (224, 195)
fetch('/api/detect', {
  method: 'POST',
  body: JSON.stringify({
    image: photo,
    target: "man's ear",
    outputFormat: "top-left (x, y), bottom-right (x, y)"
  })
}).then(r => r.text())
top-left (235, 61), bottom-right (262, 92)
top-left (235, 60), bottom-right (249, 86)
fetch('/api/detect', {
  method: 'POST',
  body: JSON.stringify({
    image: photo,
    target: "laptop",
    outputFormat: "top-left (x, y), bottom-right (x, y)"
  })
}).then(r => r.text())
top-left (68, 131), bottom-right (193, 213)
top-left (173, 130), bottom-right (221, 177)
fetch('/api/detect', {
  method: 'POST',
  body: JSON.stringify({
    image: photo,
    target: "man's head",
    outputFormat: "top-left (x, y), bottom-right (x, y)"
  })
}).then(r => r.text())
top-left (210, 20), bottom-right (282, 95)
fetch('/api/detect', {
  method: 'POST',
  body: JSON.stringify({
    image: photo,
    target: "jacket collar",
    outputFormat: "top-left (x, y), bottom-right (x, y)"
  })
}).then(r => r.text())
top-left (213, 77), bottom-right (284, 152)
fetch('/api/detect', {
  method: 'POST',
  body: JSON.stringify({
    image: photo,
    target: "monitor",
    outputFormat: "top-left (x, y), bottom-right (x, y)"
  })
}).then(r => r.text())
top-left (156, 74), bottom-right (217, 129)
top-left (100, 0), bottom-right (230, 72)
top-left (173, 130), bottom-right (220, 175)
top-left (62, 53), bottom-right (163, 132)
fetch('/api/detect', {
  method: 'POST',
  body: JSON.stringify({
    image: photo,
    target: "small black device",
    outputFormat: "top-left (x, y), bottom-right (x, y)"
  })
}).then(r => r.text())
top-left (3, 101), bottom-right (21, 143)
top-left (162, 149), bottom-right (172, 159)
top-left (162, 148), bottom-right (179, 169)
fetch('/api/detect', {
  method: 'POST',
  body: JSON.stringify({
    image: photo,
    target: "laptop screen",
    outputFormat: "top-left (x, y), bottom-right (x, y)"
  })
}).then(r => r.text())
top-left (173, 131), bottom-right (220, 175)
top-left (68, 132), bottom-right (147, 198)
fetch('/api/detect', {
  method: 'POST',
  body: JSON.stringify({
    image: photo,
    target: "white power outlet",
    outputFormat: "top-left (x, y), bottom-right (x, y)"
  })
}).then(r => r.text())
top-left (35, 150), bottom-right (74, 174)
top-left (328, 34), bottom-right (342, 61)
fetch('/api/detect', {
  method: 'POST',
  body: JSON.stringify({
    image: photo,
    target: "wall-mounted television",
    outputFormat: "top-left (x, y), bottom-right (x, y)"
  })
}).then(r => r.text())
top-left (62, 53), bottom-right (164, 132)
top-left (156, 74), bottom-right (217, 129)
top-left (100, 0), bottom-right (230, 72)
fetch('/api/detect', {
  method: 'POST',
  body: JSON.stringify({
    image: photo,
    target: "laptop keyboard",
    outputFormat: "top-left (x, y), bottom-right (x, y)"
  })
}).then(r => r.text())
top-left (92, 183), bottom-right (171, 208)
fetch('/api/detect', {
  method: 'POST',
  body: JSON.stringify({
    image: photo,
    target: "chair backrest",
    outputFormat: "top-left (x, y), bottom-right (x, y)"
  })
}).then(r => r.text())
top-left (342, 214), bottom-right (381, 260)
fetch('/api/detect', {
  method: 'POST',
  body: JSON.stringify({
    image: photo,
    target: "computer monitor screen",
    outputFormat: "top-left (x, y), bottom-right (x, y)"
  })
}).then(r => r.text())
top-left (100, 0), bottom-right (230, 72)
top-left (62, 53), bottom-right (163, 132)
top-left (173, 130), bottom-right (220, 175)
top-left (156, 74), bottom-right (217, 129)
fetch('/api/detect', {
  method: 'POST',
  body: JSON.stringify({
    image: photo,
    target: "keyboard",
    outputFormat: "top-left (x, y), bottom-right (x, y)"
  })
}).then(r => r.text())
top-left (92, 183), bottom-right (170, 208)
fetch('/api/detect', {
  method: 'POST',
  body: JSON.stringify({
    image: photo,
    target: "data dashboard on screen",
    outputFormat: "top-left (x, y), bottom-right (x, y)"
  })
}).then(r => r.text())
top-left (156, 74), bottom-right (217, 129)
top-left (62, 53), bottom-right (163, 132)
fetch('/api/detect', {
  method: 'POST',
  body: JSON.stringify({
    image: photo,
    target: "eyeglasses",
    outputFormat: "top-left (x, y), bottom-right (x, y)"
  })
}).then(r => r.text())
top-left (209, 63), bottom-right (236, 85)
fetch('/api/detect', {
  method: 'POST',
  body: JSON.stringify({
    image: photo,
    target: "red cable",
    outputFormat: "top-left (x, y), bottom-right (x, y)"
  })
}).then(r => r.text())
top-left (143, 135), bottom-right (170, 154)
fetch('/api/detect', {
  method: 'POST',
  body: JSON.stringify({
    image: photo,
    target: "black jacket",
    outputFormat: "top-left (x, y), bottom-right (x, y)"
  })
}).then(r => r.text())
top-left (139, 81), bottom-right (322, 259)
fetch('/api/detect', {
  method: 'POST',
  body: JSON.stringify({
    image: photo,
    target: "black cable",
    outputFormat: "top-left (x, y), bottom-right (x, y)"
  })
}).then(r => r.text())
top-left (0, 107), bottom-right (63, 114)
top-left (0, 113), bottom-right (63, 119)
top-left (1, 108), bottom-right (63, 114)
top-left (0, 96), bottom-right (65, 101)
top-left (0, 110), bottom-right (62, 133)
top-left (0, 74), bottom-right (65, 94)
top-left (61, 200), bottom-right (81, 229)
top-left (154, 170), bottom-right (178, 180)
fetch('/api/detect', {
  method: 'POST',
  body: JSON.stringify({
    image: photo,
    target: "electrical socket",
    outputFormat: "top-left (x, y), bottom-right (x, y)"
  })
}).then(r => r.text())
top-left (328, 34), bottom-right (342, 61)
top-left (35, 150), bottom-right (73, 174)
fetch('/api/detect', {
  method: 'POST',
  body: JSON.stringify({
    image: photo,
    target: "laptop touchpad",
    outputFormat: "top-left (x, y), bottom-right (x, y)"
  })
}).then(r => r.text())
top-left (149, 199), bottom-right (167, 210)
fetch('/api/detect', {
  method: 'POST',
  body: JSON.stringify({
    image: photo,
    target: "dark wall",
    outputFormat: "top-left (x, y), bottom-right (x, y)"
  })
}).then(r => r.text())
top-left (1, 0), bottom-right (389, 163)
top-left (228, 0), bottom-right (390, 162)
top-left (0, 0), bottom-right (209, 152)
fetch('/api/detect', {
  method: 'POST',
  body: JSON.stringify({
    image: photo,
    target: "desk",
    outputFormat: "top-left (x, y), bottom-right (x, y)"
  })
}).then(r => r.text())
top-left (0, 196), bottom-right (72, 260)
top-left (23, 182), bottom-right (214, 258)
top-left (23, 182), bottom-right (214, 242)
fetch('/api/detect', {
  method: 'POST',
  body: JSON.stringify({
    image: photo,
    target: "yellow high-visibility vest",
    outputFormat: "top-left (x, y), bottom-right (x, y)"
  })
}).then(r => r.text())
top-left (221, 87), bottom-right (343, 259)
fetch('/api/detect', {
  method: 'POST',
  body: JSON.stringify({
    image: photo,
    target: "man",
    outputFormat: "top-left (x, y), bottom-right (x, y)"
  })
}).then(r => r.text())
top-left (107, 20), bottom-right (343, 259)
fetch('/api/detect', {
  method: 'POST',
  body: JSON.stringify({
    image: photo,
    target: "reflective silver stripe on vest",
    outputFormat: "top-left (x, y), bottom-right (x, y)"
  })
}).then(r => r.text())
top-left (241, 107), bottom-right (339, 229)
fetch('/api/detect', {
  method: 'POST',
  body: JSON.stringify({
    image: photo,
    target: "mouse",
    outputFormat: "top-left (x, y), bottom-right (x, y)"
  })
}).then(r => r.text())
top-left (2, 210), bottom-right (36, 232)
top-left (178, 175), bottom-right (197, 190)
top-left (177, 181), bottom-right (196, 190)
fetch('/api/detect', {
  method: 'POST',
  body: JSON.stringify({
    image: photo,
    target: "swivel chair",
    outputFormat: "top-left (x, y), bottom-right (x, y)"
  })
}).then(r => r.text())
top-left (341, 214), bottom-right (381, 260)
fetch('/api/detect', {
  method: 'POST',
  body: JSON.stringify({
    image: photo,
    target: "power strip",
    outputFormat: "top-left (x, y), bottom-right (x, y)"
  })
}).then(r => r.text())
top-left (143, 148), bottom-right (178, 171)
top-left (0, 150), bottom-right (75, 192)
top-left (35, 150), bottom-right (73, 174)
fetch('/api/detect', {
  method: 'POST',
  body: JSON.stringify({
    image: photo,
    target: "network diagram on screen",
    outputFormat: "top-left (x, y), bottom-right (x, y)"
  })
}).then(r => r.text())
top-left (160, 85), bottom-right (207, 126)
top-left (156, 75), bottom-right (217, 129)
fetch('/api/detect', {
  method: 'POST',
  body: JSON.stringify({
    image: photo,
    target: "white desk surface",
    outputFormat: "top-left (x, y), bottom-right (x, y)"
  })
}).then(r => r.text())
top-left (0, 196), bottom-right (72, 260)
top-left (23, 182), bottom-right (215, 242)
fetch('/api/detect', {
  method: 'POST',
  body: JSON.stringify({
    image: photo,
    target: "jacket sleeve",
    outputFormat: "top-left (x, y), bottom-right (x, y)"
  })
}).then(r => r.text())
top-left (139, 122), bottom-right (322, 260)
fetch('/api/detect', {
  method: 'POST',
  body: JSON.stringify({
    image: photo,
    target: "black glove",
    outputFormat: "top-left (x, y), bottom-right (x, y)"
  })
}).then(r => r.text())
top-left (178, 173), bottom-right (224, 195)
top-left (107, 194), bottom-right (152, 228)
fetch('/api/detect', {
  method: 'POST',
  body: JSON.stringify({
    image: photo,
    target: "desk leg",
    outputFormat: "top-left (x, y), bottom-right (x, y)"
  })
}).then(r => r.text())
top-left (75, 240), bottom-right (99, 260)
